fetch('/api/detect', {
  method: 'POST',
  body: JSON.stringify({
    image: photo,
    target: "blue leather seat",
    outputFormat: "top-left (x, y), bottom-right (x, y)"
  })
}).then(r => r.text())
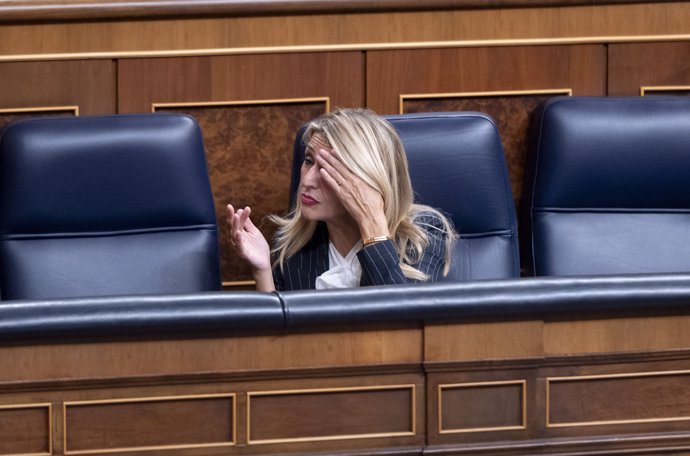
top-left (0, 113), bottom-right (221, 300)
top-left (290, 112), bottom-right (520, 281)
top-left (521, 96), bottom-right (690, 276)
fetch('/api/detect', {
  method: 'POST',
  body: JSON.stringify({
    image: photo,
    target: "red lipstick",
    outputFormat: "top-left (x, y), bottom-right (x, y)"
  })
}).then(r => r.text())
top-left (301, 194), bottom-right (319, 205)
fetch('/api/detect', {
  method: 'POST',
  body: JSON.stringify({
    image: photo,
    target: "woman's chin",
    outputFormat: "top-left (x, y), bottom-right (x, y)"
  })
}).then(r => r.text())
top-left (300, 207), bottom-right (319, 221)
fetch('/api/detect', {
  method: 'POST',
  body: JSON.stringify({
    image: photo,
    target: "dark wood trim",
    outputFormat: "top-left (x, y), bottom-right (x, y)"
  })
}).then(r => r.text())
top-left (425, 431), bottom-right (690, 456)
top-left (0, 0), bottom-right (683, 24)
top-left (424, 348), bottom-right (690, 373)
top-left (0, 363), bottom-right (423, 394)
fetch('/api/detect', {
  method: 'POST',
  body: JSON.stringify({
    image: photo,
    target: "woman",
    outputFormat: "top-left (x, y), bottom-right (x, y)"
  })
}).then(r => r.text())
top-left (227, 108), bottom-right (456, 291)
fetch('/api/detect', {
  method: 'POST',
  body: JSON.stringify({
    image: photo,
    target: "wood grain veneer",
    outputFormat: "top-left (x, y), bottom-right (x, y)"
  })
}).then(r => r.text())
top-left (609, 42), bottom-right (690, 95)
top-left (2, 3), bottom-right (690, 59)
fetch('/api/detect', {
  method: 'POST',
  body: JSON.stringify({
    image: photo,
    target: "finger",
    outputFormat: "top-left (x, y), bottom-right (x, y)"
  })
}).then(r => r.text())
top-left (317, 148), bottom-right (352, 179)
top-left (226, 204), bottom-right (235, 226)
top-left (316, 152), bottom-right (347, 189)
top-left (319, 167), bottom-right (344, 191)
top-left (230, 214), bottom-right (248, 250)
top-left (239, 206), bottom-right (251, 229)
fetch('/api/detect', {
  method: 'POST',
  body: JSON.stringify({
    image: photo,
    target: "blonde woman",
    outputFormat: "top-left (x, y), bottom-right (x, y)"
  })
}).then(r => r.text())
top-left (227, 108), bottom-right (456, 291)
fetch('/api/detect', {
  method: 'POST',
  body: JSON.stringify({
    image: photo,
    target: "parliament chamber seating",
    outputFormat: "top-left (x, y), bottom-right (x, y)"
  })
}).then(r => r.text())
top-left (291, 111), bottom-right (520, 281)
top-left (521, 96), bottom-right (690, 276)
top-left (2, 106), bottom-right (690, 456)
top-left (0, 113), bottom-right (221, 300)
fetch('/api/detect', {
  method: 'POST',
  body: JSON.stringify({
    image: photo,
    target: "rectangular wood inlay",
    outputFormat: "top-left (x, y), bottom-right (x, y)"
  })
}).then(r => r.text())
top-left (248, 385), bottom-right (415, 444)
top-left (64, 394), bottom-right (235, 453)
top-left (548, 370), bottom-right (690, 427)
top-left (439, 381), bottom-right (526, 433)
top-left (0, 404), bottom-right (51, 456)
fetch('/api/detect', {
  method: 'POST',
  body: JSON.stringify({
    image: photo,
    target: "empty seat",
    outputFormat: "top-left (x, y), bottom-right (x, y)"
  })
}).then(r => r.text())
top-left (0, 113), bottom-right (221, 300)
top-left (290, 111), bottom-right (520, 281)
top-left (521, 96), bottom-right (690, 276)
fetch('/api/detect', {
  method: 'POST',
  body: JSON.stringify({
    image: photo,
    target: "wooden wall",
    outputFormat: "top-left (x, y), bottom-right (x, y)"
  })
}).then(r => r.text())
top-left (1, 1), bottom-right (689, 285)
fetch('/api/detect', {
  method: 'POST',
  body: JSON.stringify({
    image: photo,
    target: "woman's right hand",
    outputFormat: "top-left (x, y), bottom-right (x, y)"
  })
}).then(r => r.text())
top-left (226, 204), bottom-right (272, 275)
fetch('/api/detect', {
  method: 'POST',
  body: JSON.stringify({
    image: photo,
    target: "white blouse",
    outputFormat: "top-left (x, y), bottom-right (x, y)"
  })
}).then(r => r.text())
top-left (315, 240), bottom-right (363, 289)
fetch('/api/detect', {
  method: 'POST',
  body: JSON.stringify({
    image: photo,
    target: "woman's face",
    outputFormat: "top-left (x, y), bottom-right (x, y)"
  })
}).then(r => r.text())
top-left (298, 133), bottom-right (350, 224)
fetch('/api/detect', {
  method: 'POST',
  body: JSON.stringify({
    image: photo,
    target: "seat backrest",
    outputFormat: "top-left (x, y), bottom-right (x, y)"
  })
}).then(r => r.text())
top-left (521, 96), bottom-right (690, 276)
top-left (0, 113), bottom-right (221, 300)
top-left (290, 112), bottom-right (520, 281)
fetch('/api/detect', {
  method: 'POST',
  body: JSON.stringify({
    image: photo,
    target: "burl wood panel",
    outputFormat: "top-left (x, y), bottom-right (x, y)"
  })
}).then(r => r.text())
top-left (248, 386), bottom-right (414, 443)
top-left (367, 45), bottom-right (605, 205)
top-left (0, 405), bottom-right (50, 455)
top-left (156, 102), bottom-right (326, 284)
top-left (440, 382), bottom-right (524, 432)
top-left (65, 395), bottom-right (234, 452)
top-left (0, 108), bottom-right (76, 132)
top-left (643, 89), bottom-right (690, 96)
top-left (548, 371), bottom-right (690, 427)
top-left (609, 42), bottom-right (690, 96)
top-left (0, 60), bottom-right (116, 115)
top-left (402, 92), bottom-right (567, 205)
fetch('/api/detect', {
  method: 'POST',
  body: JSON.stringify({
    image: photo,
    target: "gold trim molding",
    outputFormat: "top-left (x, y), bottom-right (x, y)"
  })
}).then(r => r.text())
top-left (438, 380), bottom-right (527, 434)
top-left (63, 393), bottom-right (236, 455)
top-left (399, 88), bottom-right (572, 113)
top-left (0, 403), bottom-right (52, 456)
top-left (152, 97), bottom-right (331, 113)
top-left (640, 85), bottom-right (690, 96)
top-left (0, 106), bottom-right (79, 116)
top-left (2, 35), bottom-right (690, 63)
top-left (246, 384), bottom-right (416, 444)
top-left (546, 370), bottom-right (690, 428)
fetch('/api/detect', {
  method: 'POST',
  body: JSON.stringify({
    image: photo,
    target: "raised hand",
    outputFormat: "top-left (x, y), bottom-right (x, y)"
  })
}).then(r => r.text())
top-left (226, 204), bottom-right (274, 291)
top-left (315, 148), bottom-right (390, 240)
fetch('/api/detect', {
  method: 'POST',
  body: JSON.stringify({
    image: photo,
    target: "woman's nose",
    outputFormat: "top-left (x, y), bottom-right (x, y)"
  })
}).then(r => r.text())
top-left (302, 164), bottom-right (321, 186)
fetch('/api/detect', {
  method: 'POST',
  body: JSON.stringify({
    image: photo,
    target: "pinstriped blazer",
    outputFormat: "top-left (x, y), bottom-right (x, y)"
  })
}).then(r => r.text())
top-left (273, 215), bottom-right (448, 291)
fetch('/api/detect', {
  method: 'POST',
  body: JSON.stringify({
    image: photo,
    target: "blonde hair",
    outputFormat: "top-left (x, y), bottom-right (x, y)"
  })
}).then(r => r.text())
top-left (270, 108), bottom-right (456, 280)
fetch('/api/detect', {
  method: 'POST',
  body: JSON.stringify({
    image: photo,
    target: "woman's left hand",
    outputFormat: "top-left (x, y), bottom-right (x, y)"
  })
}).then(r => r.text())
top-left (315, 148), bottom-right (390, 239)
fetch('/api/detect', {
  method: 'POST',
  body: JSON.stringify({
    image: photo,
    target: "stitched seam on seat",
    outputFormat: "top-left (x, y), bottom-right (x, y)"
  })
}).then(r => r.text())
top-left (0, 224), bottom-right (218, 240)
top-left (457, 229), bottom-right (513, 239)
top-left (533, 208), bottom-right (690, 214)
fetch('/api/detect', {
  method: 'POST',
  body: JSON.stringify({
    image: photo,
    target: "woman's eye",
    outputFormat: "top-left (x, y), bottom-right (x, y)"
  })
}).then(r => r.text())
top-left (304, 156), bottom-right (314, 166)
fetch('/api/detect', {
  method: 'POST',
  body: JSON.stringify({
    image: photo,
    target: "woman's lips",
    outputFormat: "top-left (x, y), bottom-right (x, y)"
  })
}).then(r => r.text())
top-left (301, 194), bottom-right (319, 205)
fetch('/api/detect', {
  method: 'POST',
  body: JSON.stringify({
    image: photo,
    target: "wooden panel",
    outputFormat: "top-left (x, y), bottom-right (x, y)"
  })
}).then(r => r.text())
top-left (155, 101), bottom-right (327, 284)
top-left (544, 315), bottom-right (690, 356)
top-left (248, 385), bottom-right (414, 444)
top-left (609, 42), bottom-right (690, 96)
top-left (0, 327), bottom-right (421, 382)
top-left (0, 404), bottom-right (50, 456)
top-left (367, 45), bottom-right (605, 205)
top-left (548, 371), bottom-right (690, 427)
top-left (64, 394), bottom-right (234, 453)
top-left (1, 3), bottom-right (689, 58)
top-left (425, 320), bottom-right (543, 362)
top-left (0, 60), bottom-right (116, 115)
top-left (439, 381), bottom-right (525, 433)
top-left (119, 53), bottom-right (363, 284)
top-left (118, 53), bottom-right (362, 113)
